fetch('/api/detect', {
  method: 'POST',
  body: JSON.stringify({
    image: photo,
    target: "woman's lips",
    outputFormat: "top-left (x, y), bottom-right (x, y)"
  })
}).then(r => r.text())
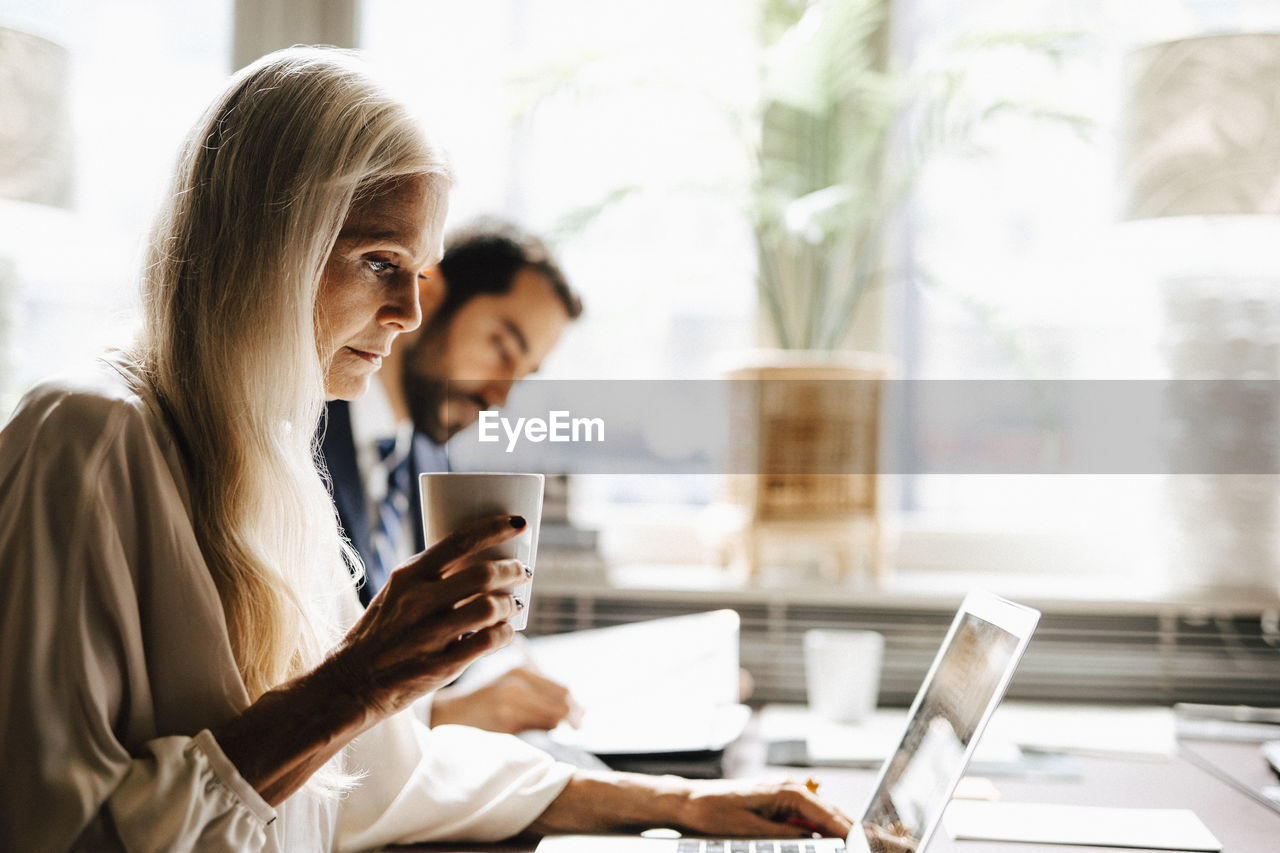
top-left (348, 347), bottom-right (386, 367)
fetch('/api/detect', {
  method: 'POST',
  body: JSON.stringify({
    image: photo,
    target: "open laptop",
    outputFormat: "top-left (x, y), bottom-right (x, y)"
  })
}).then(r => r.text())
top-left (535, 590), bottom-right (1040, 853)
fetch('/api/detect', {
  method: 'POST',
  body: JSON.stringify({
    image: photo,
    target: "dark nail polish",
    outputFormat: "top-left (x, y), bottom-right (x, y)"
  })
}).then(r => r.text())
top-left (523, 563), bottom-right (533, 577)
top-left (513, 595), bottom-right (525, 609)
top-left (509, 515), bottom-right (526, 529)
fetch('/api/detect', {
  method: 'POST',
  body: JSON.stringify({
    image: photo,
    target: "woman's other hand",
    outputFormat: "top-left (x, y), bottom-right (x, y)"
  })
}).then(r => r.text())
top-left (528, 772), bottom-right (855, 840)
top-left (667, 778), bottom-right (854, 840)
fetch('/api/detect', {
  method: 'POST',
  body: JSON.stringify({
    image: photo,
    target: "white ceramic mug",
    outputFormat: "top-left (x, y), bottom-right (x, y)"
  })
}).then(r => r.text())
top-left (804, 628), bottom-right (884, 724)
top-left (419, 472), bottom-right (544, 630)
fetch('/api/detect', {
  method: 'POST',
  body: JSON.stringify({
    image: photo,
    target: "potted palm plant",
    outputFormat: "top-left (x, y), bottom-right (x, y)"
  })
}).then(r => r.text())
top-left (725, 0), bottom-right (906, 583)
top-left (728, 0), bottom-right (1087, 582)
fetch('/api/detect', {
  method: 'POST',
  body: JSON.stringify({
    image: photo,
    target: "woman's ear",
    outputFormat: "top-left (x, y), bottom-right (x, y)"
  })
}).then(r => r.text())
top-left (418, 265), bottom-right (446, 322)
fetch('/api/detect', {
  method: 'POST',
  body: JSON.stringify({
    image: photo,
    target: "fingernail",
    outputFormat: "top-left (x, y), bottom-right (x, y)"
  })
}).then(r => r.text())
top-left (523, 563), bottom-right (533, 577)
top-left (513, 596), bottom-right (525, 610)
top-left (509, 515), bottom-right (526, 529)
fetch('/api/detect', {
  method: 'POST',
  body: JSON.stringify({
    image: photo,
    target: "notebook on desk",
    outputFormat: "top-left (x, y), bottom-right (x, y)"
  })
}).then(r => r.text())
top-left (462, 608), bottom-right (749, 759)
top-left (535, 590), bottom-right (1041, 853)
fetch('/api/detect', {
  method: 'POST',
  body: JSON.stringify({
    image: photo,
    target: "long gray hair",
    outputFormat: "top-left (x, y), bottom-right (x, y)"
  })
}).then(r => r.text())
top-left (132, 47), bottom-right (451, 701)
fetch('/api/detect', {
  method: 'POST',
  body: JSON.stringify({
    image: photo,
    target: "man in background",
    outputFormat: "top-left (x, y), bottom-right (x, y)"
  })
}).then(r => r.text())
top-left (320, 217), bottom-right (584, 734)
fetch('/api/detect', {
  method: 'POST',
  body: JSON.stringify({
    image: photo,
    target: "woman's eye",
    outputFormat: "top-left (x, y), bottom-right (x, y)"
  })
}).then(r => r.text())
top-left (367, 259), bottom-right (398, 274)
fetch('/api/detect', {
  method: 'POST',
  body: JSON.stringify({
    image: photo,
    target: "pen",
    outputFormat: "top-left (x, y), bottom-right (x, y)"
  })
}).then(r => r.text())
top-left (785, 816), bottom-right (821, 833)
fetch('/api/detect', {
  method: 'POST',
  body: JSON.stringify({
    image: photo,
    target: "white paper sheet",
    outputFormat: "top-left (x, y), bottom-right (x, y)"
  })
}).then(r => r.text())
top-left (986, 702), bottom-right (1177, 758)
top-left (944, 801), bottom-right (1222, 851)
top-left (458, 609), bottom-right (744, 754)
top-left (803, 708), bottom-right (1022, 767)
top-left (552, 702), bottom-right (751, 755)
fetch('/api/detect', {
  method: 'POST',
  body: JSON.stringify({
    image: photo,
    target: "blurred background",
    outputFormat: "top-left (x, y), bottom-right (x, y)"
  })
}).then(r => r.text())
top-left (4, 0), bottom-right (1280, 705)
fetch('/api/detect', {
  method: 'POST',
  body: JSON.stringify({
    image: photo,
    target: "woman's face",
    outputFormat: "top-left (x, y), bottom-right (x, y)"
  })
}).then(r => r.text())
top-left (316, 176), bottom-right (446, 400)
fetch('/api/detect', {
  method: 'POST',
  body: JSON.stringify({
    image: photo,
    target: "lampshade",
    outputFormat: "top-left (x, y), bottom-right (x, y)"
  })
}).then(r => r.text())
top-left (0, 26), bottom-right (73, 208)
top-left (1119, 33), bottom-right (1280, 220)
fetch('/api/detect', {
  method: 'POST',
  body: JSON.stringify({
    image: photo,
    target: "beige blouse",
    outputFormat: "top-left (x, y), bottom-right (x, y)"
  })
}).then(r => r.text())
top-left (0, 360), bottom-right (573, 851)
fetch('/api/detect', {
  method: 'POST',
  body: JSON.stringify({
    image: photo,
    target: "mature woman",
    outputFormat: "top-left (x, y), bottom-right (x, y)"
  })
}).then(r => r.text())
top-left (0, 48), bottom-right (851, 851)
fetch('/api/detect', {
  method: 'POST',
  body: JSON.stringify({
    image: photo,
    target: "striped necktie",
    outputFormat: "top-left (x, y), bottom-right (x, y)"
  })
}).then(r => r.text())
top-left (368, 436), bottom-right (412, 596)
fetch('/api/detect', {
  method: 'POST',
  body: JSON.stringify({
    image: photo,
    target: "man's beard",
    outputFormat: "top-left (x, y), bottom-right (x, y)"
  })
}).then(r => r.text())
top-left (401, 327), bottom-right (489, 445)
top-left (401, 368), bottom-right (454, 445)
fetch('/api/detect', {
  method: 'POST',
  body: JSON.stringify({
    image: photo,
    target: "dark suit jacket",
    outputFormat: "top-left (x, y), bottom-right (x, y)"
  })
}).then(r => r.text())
top-left (320, 399), bottom-right (450, 606)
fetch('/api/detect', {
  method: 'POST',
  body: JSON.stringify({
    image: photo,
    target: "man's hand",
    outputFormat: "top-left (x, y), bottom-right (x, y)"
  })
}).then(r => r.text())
top-left (431, 665), bottom-right (584, 734)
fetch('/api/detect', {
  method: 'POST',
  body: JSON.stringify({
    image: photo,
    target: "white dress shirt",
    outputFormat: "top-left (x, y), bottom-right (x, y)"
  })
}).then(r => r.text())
top-left (349, 378), bottom-right (419, 567)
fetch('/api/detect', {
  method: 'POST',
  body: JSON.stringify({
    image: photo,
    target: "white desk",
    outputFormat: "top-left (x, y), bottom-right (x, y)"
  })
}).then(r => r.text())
top-left (402, 714), bottom-right (1280, 853)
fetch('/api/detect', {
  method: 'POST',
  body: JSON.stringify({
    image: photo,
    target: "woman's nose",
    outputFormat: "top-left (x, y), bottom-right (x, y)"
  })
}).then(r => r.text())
top-left (381, 271), bottom-right (422, 332)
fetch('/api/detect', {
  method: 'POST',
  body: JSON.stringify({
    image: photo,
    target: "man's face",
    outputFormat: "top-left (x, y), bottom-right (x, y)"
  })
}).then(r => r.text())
top-left (402, 265), bottom-right (571, 443)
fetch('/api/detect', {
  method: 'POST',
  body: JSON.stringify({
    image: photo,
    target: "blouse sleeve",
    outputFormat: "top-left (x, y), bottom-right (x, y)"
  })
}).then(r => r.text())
top-left (0, 386), bottom-right (277, 851)
top-left (337, 715), bottom-right (576, 852)
top-left (328, 564), bottom-right (576, 851)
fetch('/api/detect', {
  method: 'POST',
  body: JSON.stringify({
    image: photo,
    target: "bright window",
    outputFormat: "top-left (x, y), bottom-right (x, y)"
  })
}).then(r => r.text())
top-left (0, 0), bottom-right (232, 415)
top-left (897, 0), bottom-right (1280, 589)
top-left (6, 1), bottom-right (1278, 594)
top-left (362, 0), bottom-right (762, 382)
top-left (361, 1), bottom-right (1280, 594)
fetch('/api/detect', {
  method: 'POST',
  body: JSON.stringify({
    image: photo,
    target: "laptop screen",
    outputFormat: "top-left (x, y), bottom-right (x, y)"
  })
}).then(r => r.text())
top-left (856, 597), bottom-right (1035, 852)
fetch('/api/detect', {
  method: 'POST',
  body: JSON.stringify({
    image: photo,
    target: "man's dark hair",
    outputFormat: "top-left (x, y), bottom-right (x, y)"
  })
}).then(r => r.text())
top-left (434, 217), bottom-right (583, 323)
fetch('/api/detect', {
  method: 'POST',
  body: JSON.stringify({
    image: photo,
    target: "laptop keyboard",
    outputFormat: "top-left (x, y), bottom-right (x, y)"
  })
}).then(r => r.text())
top-left (674, 843), bottom-right (829, 853)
